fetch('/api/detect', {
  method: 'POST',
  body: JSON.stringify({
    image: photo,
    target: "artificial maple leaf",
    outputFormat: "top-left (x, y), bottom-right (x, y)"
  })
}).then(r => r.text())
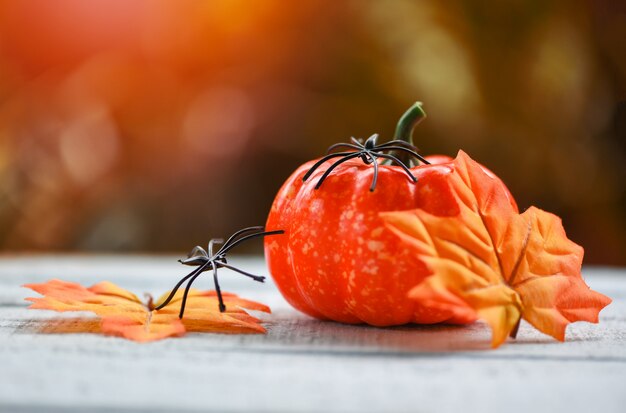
top-left (24, 279), bottom-right (270, 342)
top-left (381, 151), bottom-right (611, 348)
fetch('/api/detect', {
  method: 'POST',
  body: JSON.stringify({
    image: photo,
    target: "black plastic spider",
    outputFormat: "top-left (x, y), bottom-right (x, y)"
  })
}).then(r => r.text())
top-left (302, 133), bottom-right (431, 192)
top-left (154, 226), bottom-right (284, 318)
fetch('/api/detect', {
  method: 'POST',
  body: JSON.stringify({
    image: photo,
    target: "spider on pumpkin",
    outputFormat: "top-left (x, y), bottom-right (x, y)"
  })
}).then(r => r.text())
top-left (155, 226), bottom-right (284, 318)
top-left (302, 133), bottom-right (431, 192)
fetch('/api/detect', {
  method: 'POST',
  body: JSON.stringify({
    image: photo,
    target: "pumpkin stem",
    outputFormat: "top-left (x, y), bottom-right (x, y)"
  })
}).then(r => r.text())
top-left (391, 102), bottom-right (426, 166)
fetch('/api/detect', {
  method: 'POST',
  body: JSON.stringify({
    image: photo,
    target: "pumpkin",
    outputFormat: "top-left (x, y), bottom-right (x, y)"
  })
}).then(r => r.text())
top-left (264, 103), bottom-right (516, 326)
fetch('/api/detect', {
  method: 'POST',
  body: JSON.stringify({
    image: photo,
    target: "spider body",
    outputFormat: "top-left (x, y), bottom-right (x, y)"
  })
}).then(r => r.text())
top-left (302, 134), bottom-right (430, 192)
top-left (155, 226), bottom-right (284, 318)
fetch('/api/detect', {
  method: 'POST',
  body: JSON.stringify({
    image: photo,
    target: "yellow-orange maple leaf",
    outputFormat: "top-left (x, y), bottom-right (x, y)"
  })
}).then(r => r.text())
top-left (381, 151), bottom-right (611, 348)
top-left (24, 279), bottom-right (270, 342)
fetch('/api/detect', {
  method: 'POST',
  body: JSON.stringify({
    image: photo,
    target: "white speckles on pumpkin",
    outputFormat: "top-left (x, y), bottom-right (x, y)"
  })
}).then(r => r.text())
top-left (377, 252), bottom-right (392, 261)
top-left (421, 183), bottom-right (435, 197)
top-left (370, 227), bottom-right (384, 238)
top-left (367, 240), bottom-right (384, 252)
top-left (361, 265), bottom-right (379, 275)
top-left (266, 240), bottom-right (279, 251)
top-left (302, 243), bottom-right (310, 255)
top-left (348, 270), bottom-right (356, 286)
top-left (342, 210), bottom-right (354, 220)
top-left (351, 213), bottom-right (365, 231)
top-left (362, 260), bottom-right (379, 275)
top-left (310, 199), bottom-right (323, 214)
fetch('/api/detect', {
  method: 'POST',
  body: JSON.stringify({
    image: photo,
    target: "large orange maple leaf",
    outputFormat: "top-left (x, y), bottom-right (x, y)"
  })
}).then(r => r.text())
top-left (24, 279), bottom-right (270, 342)
top-left (381, 151), bottom-right (611, 347)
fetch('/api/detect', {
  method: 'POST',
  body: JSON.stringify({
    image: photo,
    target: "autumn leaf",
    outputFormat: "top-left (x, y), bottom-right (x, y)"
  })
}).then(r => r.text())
top-left (381, 151), bottom-right (611, 348)
top-left (24, 279), bottom-right (270, 342)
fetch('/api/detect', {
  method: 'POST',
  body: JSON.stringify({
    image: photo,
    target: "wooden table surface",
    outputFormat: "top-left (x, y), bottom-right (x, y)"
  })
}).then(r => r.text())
top-left (0, 255), bottom-right (624, 413)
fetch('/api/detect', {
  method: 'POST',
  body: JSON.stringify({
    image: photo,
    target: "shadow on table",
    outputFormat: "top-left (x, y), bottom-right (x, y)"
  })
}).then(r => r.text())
top-left (18, 317), bottom-right (103, 335)
top-left (16, 315), bottom-right (269, 337)
top-left (257, 310), bottom-right (574, 353)
top-left (259, 310), bottom-right (512, 353)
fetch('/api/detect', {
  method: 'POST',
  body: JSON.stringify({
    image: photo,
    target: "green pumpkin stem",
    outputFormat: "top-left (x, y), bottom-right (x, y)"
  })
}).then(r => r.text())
top-left (391, 102), bottom-right (426, 166)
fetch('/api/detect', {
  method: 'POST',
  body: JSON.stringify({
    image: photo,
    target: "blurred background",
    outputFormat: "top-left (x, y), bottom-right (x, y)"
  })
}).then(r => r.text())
top-left (0, 0), bottom-right (624, 264)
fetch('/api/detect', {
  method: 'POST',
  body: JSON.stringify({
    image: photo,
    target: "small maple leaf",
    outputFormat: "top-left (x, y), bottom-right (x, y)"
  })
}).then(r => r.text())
top-left (381, 151), bottom-right (611, 348)
top-left (24, 279), bottom-right (270, 342)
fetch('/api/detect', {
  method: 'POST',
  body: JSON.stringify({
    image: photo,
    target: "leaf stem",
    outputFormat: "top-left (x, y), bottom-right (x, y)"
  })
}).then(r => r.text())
top-left (509, 318), bottom-right (521, 339)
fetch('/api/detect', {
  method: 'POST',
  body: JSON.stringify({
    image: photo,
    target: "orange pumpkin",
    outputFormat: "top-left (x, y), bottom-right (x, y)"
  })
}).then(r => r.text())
top-left (265, 103), bottom-right (516, 326)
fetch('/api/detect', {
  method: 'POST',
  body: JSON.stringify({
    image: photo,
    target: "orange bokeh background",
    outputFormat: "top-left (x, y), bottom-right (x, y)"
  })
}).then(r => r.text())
top-left (0, 0), bottom-right (624, 263)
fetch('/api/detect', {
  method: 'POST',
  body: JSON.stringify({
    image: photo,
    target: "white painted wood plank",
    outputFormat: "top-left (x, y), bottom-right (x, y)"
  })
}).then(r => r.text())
top-left (0, 255), bottom-right (624, 413)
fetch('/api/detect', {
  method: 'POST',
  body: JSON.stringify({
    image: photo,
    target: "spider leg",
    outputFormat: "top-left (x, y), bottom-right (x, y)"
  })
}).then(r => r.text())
top-left (189, 245), bottom-right (209, 259)
top-left (219, 229), bottom-right (285, 255)
top-left (212, 264), bottom-right (226, 313)
top-left (369, 152), bottom-right (379, 192)
top-left (375, 145), bottom-right (420, 154)
top-left (375, 140), bottom-right (419, 150)
top-left (220, 262), bottom-right (266, 282)
top-left (208, 238), bottom-right (224, 256)
top-left (154, 261), bottom-right (211, 311)
top-left (315, 151), bottom-right (363, 189)
top-left (376, 146), bottom-right (431, 165)
top-left (215, 226), bottom-right (264, 256)
top-left (374, 153), bottom-right (418, 182)
top-left (326, 143), bottom-right (362, 153)
top-left (302, 152), bottom-right (356, 182)
top-left (177, 268), bottom-right (206, 318)
top-left (350, 137), bottom-right (363, 146)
